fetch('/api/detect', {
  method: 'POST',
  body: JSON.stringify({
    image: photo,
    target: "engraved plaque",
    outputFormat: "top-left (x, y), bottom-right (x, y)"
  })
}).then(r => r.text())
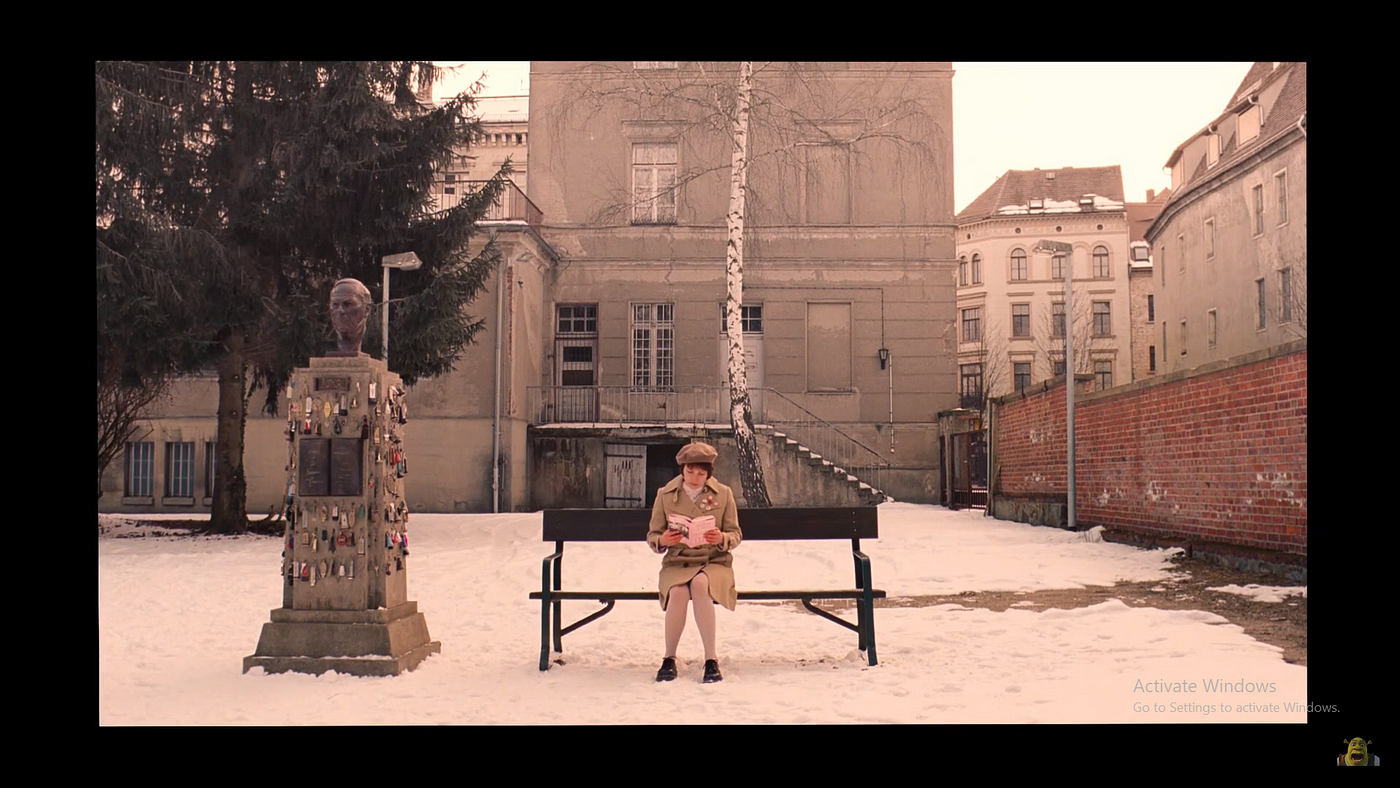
top-left (330, 438), bottom-right (364, 497)
top-left (298, 439), bottom-right (331, 497)
top-left (316, 377), bottom-right (352, 392)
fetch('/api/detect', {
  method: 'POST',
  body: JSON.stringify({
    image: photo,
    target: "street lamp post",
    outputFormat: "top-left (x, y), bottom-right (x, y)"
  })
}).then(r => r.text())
top-left (1035, 240), bottom-right (1076, 531)
top-left (380, 252), bottom-right (422, 369)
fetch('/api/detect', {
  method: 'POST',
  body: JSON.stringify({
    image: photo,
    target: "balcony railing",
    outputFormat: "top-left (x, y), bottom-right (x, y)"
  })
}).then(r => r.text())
top-left (527, 385), bottom-right (891, 495)
top-left (431, 179), bottom-right (542, 227)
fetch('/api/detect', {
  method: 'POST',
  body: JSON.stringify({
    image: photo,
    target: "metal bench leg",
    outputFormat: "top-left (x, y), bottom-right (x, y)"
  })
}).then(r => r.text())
top-left (552, 544), bottom-right (564, 654)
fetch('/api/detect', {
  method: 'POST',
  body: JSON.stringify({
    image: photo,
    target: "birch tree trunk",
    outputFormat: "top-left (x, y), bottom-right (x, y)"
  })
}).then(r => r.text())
top-left (726, 62), bottom-right (771, 507)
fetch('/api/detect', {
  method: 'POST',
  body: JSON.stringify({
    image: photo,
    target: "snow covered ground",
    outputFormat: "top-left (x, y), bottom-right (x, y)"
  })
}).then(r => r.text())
top-left (98, 503), bottom-right (1306, 724)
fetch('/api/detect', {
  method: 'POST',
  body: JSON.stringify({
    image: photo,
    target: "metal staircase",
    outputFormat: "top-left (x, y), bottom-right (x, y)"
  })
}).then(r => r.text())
top-left (752, 388), bottom-right (890, 505)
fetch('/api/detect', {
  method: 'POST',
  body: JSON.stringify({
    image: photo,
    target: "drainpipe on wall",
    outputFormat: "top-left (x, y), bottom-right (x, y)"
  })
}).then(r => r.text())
top-left (491, 229), bottom-right (503, 514)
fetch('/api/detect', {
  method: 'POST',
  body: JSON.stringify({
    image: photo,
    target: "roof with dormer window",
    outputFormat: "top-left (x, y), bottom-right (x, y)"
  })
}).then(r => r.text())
top-left (956, 165), bottom-right (1126, 225)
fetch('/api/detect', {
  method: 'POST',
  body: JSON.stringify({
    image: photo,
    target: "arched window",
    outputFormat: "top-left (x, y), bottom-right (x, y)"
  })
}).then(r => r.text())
top-left (1010, 249), bottom-right (1027, 281)
top-left (958, 256), bottom-right (968, 286)
top-left (1093, 245), bottom-right (1110, 278)
top-left (971, 254), bottom-right (982, 284)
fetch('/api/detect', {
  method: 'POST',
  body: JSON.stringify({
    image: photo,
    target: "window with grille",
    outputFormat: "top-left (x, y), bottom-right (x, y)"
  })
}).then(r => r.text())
top-left (632, 143), bottom-right (677, 224)
top-left (557, 304), bottom-right (597, 334)
top-left (720, 303), bottom-right (763, 334)
top-left (125, 442), bottom-right (154, 498)
top-left (631, 303), bottom-right (674, 390)
top-left (1149, 346), bottom-right (1156, 373)
top-left (1012, 304), bottom-right (1030, 338)
top-left (166, 442), bottom-right (195, 498)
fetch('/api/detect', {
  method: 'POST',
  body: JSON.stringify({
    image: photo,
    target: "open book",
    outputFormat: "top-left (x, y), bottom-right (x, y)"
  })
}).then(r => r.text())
top-left (667, 514), bottom-right (718, 549)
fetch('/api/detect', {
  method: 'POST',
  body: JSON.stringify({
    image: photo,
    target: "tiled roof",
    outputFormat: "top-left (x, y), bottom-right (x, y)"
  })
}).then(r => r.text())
top-left (957, 165), bottom-right (1126, 224)
top-left (1155, 63), bottom-right (1305, 224)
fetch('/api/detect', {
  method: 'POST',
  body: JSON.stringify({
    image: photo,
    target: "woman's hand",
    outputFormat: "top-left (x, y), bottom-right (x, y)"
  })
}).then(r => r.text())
top-left (660, 529), bottom-right (684, 547)
top-left (704, 528), bottom-right (722, 545)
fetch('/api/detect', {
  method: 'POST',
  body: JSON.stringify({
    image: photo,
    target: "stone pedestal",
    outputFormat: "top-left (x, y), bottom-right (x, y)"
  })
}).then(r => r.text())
top-left (245, 354), bottom-right (440, 676)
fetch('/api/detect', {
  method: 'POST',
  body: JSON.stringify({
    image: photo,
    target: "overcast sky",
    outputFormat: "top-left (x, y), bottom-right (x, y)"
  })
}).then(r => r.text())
top-left (434, 61), bottom-right (1255, 214)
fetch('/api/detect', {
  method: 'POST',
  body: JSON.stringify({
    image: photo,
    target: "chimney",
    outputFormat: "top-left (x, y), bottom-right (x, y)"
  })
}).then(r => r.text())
top-left (1146, 189), bottom-right (1155, 202)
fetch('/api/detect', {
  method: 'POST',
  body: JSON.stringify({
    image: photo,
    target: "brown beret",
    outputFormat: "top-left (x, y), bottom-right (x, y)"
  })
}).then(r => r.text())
top-left (676, 442), bottom-right (718, 465)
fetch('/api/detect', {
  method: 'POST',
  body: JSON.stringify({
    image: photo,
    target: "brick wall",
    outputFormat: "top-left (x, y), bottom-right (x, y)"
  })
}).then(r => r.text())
top-left (990, 340), bottom-right (1306, 556)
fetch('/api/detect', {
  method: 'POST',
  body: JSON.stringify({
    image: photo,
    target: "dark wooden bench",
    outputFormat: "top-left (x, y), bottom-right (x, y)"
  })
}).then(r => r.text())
top-left (530, 506), bottom-right (884, 671)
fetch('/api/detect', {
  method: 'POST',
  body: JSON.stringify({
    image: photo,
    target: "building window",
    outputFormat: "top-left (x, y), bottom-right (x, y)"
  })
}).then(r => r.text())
top-left (961, 307), bottom-right (982, 343)
top-left (1052, 302), bottom-right (1065, 338)
top-left (166, 441), bottom-right (195, 498)
top-left (1092, 302), bottom-right (1111, 337)
top-left (1207, 133), bottom-right (1220, 167)
top-left (1275, 171), bottom-right (1288, 225)
top-left (1280, 268), bottom-right (1293, 322)
top-left (1149, 345), bottom-right (1157, 373)
top-left (1252, 184), bottom-right (1264, 235)
top-left (1162, 322), bottom-right (1168, 362)
top-left (958, 256), bottom-right (968, 286)
top-left (1131, 245), bottom-right (1149, 263)
top-left (971, 254), bottom-right (982, 284)
top-left (1051, 254), bottom-right (1065, 281)
top-left (1147, 294), bottom-right (1155, 323)
top-left (1010, 249), bottom-right (1027, 281)
top-left (1177, 234), bottom-right (1185, 272)
top-left (1256, 279), bottom-right (1267, 330)
top-left (632, 143), bottom-right (677, 225)
top-left (1053, 359), bottom-right (1066, 378)
top-left (1012, 304), bottom-right (1030, 338)
top-left (1093, 246), bottom-right (1110, 278)
top-left (720, 303), bottom-right (763, 334)
top-left (1014, 362), bottom-right (1031, 393)
top-left (960, 363), bottom-right (983, 408)
top-left (1239, 104), bottom-right (1261, 144)
top-left (1160, 243), bottom-right (1167, 286)
top-left (631, 303), bottom-right (674, 390)
top-left (1204, 219), bottom-right (1215, 260)
top-left (125, 441), bottom-right (154, 498)
top-left (1180, 319), bottom-right (1188, 355)
top-left (557, 304), bottom-right (598, 334)
top-left (1094, 360), bottom-right (1113, 391)
top-left (1208, 309), bottom-right (1218, 348)
top-left (205, 442), bottom-right (216, 499)
top-left (634, 61), bottom-right (678, 69)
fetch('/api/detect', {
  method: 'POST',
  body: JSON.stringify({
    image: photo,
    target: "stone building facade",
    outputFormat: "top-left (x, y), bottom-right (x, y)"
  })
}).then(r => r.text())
top-left (1146, 62), bottom-right (1306, 373)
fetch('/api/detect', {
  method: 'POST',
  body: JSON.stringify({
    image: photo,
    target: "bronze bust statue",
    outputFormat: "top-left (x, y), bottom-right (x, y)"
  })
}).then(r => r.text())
top-left (328, 278), bottom-right (372, 357)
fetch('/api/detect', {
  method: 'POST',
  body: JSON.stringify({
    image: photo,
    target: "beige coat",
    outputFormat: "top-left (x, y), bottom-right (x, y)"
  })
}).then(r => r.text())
top-left (646, 475), bottom-right (743, 610)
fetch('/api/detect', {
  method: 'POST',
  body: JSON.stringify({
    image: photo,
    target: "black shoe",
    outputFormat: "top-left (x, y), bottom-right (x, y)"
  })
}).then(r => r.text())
top-left (702, 659), bottom-right (723, 683)
top-left (655, 657), bottom-right (678, 682)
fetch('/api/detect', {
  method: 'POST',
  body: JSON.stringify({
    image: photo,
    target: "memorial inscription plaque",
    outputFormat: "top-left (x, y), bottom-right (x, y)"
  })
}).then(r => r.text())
top-left (298, 439), bottom-right (330, 497)
top-left (330, 438), bottom-right (364, 497)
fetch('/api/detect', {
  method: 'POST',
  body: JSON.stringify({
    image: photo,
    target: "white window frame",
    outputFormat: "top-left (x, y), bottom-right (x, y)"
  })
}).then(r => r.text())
top-left (631, 302), bottom-right (674, 391)
top-left (720, 303), bottom-right (763, 335)
top-left (632, 142), bottom-right (678, 225)
top-left (165, 441), bottom-right (195, 499)
top-left (125, 441), bottom-right (154, 498)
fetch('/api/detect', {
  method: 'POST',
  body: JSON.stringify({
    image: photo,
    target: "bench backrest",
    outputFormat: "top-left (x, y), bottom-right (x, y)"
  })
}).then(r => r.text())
top-left (542, 507), bottom-right (878, 542)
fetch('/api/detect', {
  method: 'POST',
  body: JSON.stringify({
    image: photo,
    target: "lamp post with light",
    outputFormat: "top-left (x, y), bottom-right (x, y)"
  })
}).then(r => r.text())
top-left (1034, 240), bottom-right (1076, 531)
top-left (380, 252), bottom-right (422, 369)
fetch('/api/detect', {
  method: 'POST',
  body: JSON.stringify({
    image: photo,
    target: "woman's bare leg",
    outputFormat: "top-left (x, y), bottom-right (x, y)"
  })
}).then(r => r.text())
top-left (690, 571), bottom-right (717, 661)
top-left (664, 583), bottom-right (690, 658)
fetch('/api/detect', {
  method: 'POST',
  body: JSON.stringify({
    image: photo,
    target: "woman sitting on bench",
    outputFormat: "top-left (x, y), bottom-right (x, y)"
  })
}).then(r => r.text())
top-left (646, 441), bottom-right (743, 683)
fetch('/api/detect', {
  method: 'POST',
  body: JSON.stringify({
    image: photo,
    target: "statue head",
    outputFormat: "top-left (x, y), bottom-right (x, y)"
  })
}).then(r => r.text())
top-left (329, 278), bottom-right (372, 355)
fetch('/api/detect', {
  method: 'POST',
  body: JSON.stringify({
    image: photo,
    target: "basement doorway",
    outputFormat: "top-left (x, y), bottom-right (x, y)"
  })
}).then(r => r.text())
top-left (645, 442), bottom-right (688, 509)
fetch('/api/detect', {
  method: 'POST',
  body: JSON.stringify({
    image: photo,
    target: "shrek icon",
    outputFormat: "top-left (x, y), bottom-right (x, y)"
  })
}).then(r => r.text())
top-left (1339, 738), bottom-right (1378, 766)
